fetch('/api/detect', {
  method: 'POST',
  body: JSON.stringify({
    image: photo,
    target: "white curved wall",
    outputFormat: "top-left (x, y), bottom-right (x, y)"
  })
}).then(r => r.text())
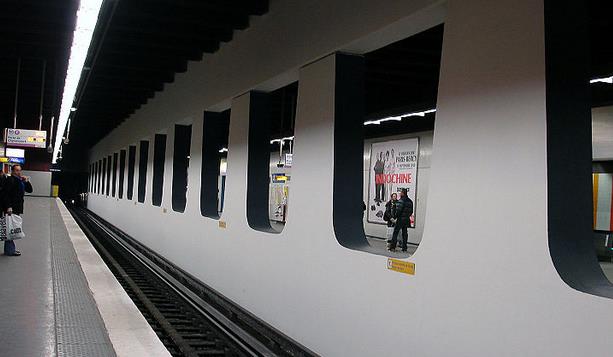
top-left (87, 0), bottom-right (613, 356)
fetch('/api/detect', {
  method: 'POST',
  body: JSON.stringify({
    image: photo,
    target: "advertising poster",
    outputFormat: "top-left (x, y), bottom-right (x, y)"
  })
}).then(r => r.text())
top-left (367, 137), bottom-right (419, 227)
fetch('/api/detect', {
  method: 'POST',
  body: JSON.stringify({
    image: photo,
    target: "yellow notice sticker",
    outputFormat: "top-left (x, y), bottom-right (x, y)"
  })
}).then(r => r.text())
top-left (219, 221), bottom-right (227, 229)
top-left (387, 258), bottom-right (415, 275)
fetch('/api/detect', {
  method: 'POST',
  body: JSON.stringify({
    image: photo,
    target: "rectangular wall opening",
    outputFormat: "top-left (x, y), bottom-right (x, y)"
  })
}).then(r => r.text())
top-left (333, 25), bottom-right (444, 258)
top-left (118, 149), bottom-right (126, 199)
top-left (102, 157), bottom-right (107, 196)
top-left (267, 82), bottom-right (297, 233)
top-left (152, 134), bottom-right (166, 206)
top-left (97, 160), bottom-right (102, 194)
top-left (106, 155), bottom-right (112, 196)
top-left (138, 140), bottom-right (149, 203)
top-left (172, 125), bottom-right (192, 212)
top-left (127, 145), bottom-right (136, 200)
top-left (201, 110), bottom-right (230, 219)
top-left (112, 152), bottom-right (118, 197)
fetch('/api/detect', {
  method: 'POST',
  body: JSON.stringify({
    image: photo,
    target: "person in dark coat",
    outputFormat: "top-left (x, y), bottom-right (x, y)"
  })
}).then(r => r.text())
top-left (388, 188), bottom-right (413, 252)
top-left (383, 193), bottom-right (398, 228)
top-left (4, 164), bottom-right (33, 256)
top-left (373, 153), bottom-right (385, 203)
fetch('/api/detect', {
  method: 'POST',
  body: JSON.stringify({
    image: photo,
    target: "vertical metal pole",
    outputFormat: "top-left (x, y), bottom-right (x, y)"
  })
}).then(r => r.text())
top-left (49, 116), bottom-right (55, 145)
top-left (13, 58), bottom-right (21, 129)
top-left (39, 60), bottom-right (47, 131)
top-left (65, 118), bottom-right (71, 143)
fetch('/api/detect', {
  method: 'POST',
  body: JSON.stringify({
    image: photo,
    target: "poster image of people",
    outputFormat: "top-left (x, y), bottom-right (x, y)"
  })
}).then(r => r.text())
top-left (367, 137), bottom-right (419, 227)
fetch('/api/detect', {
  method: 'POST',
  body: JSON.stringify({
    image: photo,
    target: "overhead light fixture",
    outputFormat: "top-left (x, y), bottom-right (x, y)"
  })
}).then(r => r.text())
top-left (364, 108), bottom-right (436, 125)
top-left (52, 0), bottom-right (104, 164)
top-left (219, 148), bottom-right (228, 153)
top-left (590, 76), bottom-right (613, 84)
top-left (270, 136), bottom-right (295, 144)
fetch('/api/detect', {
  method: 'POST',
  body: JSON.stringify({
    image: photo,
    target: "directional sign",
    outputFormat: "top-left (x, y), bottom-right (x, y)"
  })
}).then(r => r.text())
top-left (5, 128), bottom-right (47, 149)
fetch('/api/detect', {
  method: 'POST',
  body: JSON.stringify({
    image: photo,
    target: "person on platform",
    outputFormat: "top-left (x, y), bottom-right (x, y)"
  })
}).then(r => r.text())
top-left (374, 153), bottom-right (386, 204)
top-left (383, 193), bottom-right (398, 227)
top-left (388, 188), bottom-right (413, 253)
top-left (4, 164), bottom-right (33, 256)
top-left (383, 192), bottom-right (398, 248)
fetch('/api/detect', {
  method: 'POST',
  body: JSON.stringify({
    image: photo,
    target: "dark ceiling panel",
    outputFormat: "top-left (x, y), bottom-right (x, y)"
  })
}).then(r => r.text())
top-left (66, 0), bottom-right (270, 154)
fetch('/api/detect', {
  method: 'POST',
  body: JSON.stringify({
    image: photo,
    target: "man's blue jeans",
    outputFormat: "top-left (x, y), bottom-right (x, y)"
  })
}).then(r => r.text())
top-left (4, 240), bottom-right (15, 255)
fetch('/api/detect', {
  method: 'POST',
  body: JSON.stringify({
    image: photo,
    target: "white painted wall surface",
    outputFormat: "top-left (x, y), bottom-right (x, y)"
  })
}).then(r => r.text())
top-left (593, 105), bottom-right (613, 160)
top-left (23, 170), bottom-right (51, 197)
top-left (86, 0), bottom-right (613, 356)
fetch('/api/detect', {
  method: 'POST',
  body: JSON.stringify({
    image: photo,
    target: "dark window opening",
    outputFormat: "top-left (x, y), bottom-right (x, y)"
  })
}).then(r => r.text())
top-left (201, 110), bottom-right (230, 219)
top-left (127, 145), bottom-right (136, 200)
top-left (106, 155), bottom-right (112, 196)
top-left (246, 92), bottom-right (274, 232)
top-left (138, 140), bottom-right (149, 203)
top-left (172, 125), bottom-right (192, 213)
top-left (548, 0), bottom-right (613, 296)
top-left (246, 83), bottom-right (298, 234)
top-left (152, 134), bottom-right (166, 207)
top-left (112, 152), bottom-right (118, 197)
top-left (267, 82), bottom-right (298, 232)
top-left (97, 160), bottom-right (102, 194)
top-left (118, 150), bottom-right (126, 199)
top-left (333, 25), bottom-right (444, 258)
top-left (102, 158), bottom-right (107, 196)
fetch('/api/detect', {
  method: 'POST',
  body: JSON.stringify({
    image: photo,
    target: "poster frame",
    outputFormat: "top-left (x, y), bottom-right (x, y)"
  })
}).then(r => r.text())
top-left (366, 136), bottom-right (420, 228)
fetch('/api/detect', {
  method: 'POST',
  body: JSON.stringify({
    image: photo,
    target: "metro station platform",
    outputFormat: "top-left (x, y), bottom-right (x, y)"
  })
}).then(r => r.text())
top-left (0, 197), bottom-right (169, 357)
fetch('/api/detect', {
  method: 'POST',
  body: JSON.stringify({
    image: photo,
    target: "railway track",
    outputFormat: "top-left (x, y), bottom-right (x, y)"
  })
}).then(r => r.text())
top-left (69, 207), bottom-right (286, 357)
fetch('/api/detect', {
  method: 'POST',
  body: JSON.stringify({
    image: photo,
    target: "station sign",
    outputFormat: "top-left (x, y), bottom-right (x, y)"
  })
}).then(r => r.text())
top-left (5, 128), bottom-right (47, 149)
top-left (271, 173), bottom-right (289, 183)
top-left (284, 153), bottom-right (293, 167)
top-left (5, 148), bottom-right (25, 158)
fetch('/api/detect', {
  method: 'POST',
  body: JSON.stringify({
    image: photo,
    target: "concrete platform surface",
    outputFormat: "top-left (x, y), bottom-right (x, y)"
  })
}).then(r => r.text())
top-left (0, 197), bottom-right (170, 357)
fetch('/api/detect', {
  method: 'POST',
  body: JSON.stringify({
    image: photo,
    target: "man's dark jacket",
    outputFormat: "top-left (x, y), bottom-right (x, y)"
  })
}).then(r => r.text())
top-left (4, 175), bottom-right (33, 215)
top-left (395, 196), bottom-right (414, 226)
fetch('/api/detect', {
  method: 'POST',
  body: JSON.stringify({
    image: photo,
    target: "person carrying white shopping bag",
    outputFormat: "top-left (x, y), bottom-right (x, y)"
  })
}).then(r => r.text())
top-left (0, 215), bottom-right (25, 241)
top-left (3, 165), bottom-right (33, 256)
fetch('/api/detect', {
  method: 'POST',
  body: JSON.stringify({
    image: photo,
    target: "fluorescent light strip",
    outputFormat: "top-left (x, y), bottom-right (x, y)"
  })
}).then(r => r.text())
top-left (590, 76), bottom-right (613, 84)
top-left (219, 148), bottom-right (228, 153)
top-left (52, 0), bottom-right (104, 163)
top-left (364, 108), bottom-right (436, 126)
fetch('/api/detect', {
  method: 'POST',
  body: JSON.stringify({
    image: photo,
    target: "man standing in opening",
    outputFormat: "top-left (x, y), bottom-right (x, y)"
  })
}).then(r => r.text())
top-left (4, 165), bottom-right (33, 256)
top-left (388, 188), bottom-right (413, 253)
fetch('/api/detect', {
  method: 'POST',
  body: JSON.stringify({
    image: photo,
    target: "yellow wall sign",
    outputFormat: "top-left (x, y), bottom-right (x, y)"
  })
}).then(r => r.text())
top-left (387, 258), bottom-right (415, 275)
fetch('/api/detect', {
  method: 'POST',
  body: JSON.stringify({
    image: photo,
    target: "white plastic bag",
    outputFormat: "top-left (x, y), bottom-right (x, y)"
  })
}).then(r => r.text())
top-left (386, 226), bottom-right (395, 240)
top-left (0, 215), bottom-right (25, 241)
